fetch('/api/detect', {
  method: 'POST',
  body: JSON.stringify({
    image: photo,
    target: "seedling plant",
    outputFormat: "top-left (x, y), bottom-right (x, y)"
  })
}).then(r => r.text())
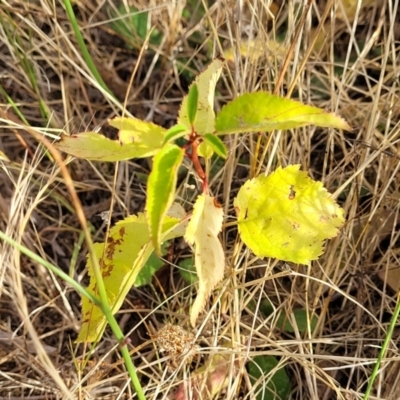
top-left (56, 57), bottom-right (350, 397)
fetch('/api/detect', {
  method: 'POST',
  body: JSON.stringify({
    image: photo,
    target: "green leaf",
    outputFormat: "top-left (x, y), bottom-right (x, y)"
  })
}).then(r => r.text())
top-left (162, 124), bottom-right (189, 145)
top-left (234, 165), bottom-right (345, 265)
top-left (215, 92), bottom-right (351, 134)
top-left (108, 5), bottom-right (161, 47)
top-left (78, 205), bottom-right (187, 343)
top-left (146, 144), bottom-right (184, 254)
top-left (178, 58), bottom-right (224, 135)
top-left (203, 133), bottom-right (228, 159)
top-left (134, 241), bottom-right (169, 287)
top-left (187, 83), bottom-right (199, 124)
top-left (259, 299), bottom-right (274, 316)
top-left (276, 309), bottom-right (318, 333)
top-left (248, 355), bottom-right (291, 400)
top-left (178, 257), bottom-right (198, 284)
top-left (55, 132), bottom-right (160, 161)
top-left (255, 299), bottom-right (318, 333)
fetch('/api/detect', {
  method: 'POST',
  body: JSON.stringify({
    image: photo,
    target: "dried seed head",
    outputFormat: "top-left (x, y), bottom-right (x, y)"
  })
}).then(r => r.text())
top-left (152, 323), bottom-right (198, 369)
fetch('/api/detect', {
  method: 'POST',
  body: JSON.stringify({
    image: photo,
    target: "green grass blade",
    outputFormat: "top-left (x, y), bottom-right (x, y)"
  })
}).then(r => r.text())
top-left (63, 0), bottom-right (114, 99)
top-left (363, 296), bottom-right (400, 399)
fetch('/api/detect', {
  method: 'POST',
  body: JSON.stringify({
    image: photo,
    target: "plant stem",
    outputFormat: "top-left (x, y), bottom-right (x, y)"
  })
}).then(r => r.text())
top-left (0, 231), bottom-right (100, 306)
top-left (190, 138), bottom-right (208, 193)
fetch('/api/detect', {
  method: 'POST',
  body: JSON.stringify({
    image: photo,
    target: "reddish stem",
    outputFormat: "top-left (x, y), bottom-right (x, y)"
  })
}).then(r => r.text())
top-left (185, 128), bottom-right (208, 193)
top-left (191, 139), bottom-right (208, 193)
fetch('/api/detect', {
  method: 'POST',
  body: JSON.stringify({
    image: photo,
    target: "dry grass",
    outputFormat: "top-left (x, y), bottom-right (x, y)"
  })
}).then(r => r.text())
top-left (0, 0), bottom-right (400, 399)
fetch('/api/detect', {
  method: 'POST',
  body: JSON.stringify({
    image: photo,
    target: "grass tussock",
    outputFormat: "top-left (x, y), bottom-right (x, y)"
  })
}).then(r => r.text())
top-left (0, 0), bottom-right (400, 399)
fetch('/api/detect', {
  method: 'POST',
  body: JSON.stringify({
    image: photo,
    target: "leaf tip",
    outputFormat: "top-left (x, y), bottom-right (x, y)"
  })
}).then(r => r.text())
top-left (337, 118), bottom-right (352, 131)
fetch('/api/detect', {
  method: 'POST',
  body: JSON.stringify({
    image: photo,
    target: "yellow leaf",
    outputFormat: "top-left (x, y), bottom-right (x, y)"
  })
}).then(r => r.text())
top-left (235, 165), bottom-right (345, 265)
top-left (185, 194), bottom-right (225, 326)
top-left (55, 132), bottom-right (158, 161)
top-left (78, 204), bottom-right (187, 342)
top-left (108, 116), bottom-right (166, 148)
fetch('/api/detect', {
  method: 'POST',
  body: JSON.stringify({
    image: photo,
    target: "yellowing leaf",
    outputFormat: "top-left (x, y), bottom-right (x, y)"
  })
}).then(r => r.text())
top-left (78, 205), bottom-right (187, 343)
top-left (235, 165), bottom-right (345, 265)
top-left (178, 58), bottom-right (224, 136)
top-left (55, 132), bottom-right (159, 161)
top-left (185, 194), bottom-right (225, 326)
top-left (197, 140), bottom-right (214, 159)
top-left (146, 144), bottom-right (184, 253)
top-left (108, 116), bottom-right (166, 148)
top-left (215, 92), bottom-right (351, 134)
top-left (56, 117), bottom-right (166, 162)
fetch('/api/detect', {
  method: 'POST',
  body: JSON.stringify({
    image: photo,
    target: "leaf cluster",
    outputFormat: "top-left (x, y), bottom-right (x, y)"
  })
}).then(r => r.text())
top-left (55, 58), bottom-right (348, 343)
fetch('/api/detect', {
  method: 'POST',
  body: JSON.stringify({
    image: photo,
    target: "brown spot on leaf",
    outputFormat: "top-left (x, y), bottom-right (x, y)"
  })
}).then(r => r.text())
top-left (292, 222), bottom-right (300, 230)
top-left (288, 185), bottom-right (296, 200)
top-left (106, 241), bottom-right (117, 259)
top-left (102, 264), bottom-right (113, 278)
top-left (319, 215), bottom-right (330, 223)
